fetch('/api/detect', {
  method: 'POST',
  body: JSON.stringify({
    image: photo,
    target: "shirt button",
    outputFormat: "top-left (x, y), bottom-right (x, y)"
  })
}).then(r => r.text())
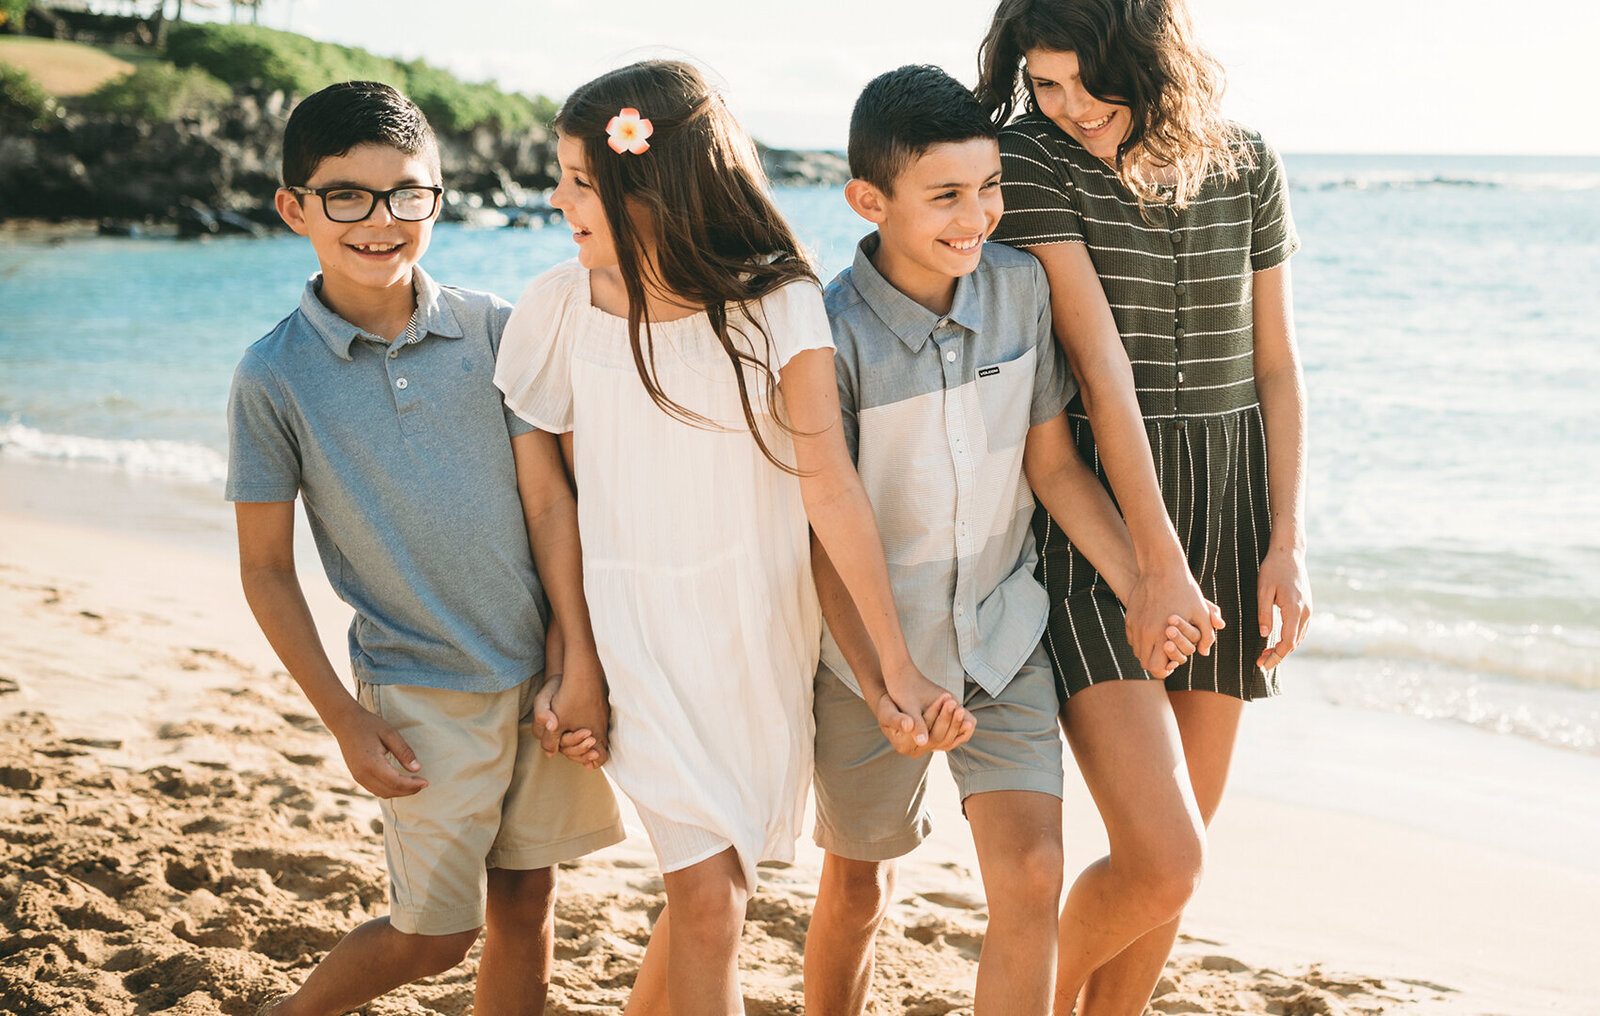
top-left (1170, 232), bottom-right (1181, 247)
top-left (396, 377), bottom-right (409, 389)
top-left (1175, 283), bottom-right (1187, 297)
top-left (1175, 326), bottom-right (1185, 339)
top-left (945, 350), bottom-right (957, 363)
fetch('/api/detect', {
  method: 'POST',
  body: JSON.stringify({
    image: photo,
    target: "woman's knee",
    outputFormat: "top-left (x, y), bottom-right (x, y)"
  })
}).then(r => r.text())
top-left (1122, 821), bottom-right (1205, 921)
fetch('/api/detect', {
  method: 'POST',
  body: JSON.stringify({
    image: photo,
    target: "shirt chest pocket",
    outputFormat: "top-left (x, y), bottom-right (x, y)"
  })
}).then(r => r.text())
top-left (976, 346), bottom-right (1037, 452)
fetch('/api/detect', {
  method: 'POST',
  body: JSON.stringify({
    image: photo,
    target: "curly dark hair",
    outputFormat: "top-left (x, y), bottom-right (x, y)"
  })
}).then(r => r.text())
top-left (555, 60), bottom-right (818, 472)
top-left (976, 0), bottom-right (1248, 204)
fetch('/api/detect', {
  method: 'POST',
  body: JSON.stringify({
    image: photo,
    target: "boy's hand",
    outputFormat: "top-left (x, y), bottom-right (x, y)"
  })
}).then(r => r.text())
top-left (531, 666), bottom-right (610, 770)
top-left (875, 660), bottom-right (975, 757)
top-left (1125, 566), bottom-right (1219, 677)
top-left (330, 707), bottom-right (427, 799)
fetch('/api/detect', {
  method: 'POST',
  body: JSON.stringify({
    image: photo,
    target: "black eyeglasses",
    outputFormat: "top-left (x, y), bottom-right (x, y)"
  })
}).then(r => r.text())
top-left (286, 185), bottom-right (444, 223)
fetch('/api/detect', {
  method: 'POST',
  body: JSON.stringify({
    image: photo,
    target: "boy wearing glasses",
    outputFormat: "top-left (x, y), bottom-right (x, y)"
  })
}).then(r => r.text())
top-left (227, 81), bottom-right (622, 1016)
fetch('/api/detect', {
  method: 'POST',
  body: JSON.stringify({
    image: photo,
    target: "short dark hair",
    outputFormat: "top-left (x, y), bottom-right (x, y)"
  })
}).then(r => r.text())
top-left (848, 65), bottom-right (997, 194)
top-left (280, 80), bottom-right (440, 188)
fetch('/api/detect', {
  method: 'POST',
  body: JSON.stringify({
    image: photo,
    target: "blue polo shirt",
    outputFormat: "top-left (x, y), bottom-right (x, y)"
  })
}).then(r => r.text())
top-left (821, 234), bottom-right (1076, 698)
top-left (225, 267), bottom-right (546, 692)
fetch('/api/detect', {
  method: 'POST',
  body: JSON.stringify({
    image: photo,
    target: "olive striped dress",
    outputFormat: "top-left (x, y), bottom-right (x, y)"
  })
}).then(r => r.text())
top-left (991, 113), bottom-right (1298, 702)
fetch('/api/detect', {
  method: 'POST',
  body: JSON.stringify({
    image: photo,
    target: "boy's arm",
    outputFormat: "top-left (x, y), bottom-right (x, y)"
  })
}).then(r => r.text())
top-left (811, 534), bottom-right (967, 756)
top-left (1028, 242), bottom-right (1218, 661)
top-left (783, 347), bottom-right (973, 748)
top-left (511, 429), bottom-right (607, 769)
top-left (234, 501), bottom-right (427, 797)
top-left (1023, 414), bottom-right (1207, 676)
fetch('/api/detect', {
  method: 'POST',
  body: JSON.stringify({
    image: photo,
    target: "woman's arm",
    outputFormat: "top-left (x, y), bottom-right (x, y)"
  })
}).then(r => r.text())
top-left (1250, 263), bottom-right (1311, 667)
top-left (1028, 242), bottom-right (1220, 661)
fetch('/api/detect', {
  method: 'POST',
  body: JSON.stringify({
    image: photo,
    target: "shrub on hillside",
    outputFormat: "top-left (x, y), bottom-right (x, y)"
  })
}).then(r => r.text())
top-left (165, 22), bottom-right (404, 97)
top-left (81, 62), bottom-right (231, 121)
top-left (0, 63), bottom-right (56, 129)
top-left (402, 61), bottom-right (538, 134)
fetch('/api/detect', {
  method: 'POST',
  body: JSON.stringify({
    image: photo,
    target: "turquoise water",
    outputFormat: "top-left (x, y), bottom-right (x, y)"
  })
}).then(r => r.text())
top-left (3, 154), bottom-right (1599, 750)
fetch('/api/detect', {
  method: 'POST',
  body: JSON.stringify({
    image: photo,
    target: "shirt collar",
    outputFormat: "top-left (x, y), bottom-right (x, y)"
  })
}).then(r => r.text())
top-left (299, 265), bottom-right (464, 361)
top-left (848, 232), bottom-right (985, 353)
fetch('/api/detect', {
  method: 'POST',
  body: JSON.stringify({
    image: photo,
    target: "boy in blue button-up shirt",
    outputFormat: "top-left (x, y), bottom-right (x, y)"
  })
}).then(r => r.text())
top-left (803, 66), bottom-right (1198, 1016)
top-left (227, 81), bottom-right (621, 1016)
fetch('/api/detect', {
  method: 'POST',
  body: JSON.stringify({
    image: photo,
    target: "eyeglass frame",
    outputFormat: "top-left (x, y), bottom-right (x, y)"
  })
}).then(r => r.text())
top-left (284, 184), bottom-right (445, 223)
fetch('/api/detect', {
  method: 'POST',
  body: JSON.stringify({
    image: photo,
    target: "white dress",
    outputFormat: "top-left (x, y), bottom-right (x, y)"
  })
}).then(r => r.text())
top-left (494, 259), bottom-right (830, 890)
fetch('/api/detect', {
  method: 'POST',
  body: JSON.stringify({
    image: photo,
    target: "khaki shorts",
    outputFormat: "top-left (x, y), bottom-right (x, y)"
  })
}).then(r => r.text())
top-left (356, 675), bottom-right (624, 936)
top-left (811, 643), bottom-right (1063, 861)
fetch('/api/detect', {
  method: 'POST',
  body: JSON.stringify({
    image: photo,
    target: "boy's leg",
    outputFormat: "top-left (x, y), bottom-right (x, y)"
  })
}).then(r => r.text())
top-left (804, 667), bottom-right (936, 1016)
top-left (479, 671), bottom-right (626, 1015)
top-left (965, 792), bottom-right (1064, 1016)
top-left (1052, 680), bottom-right (1207, 1016)
top-left (1072, 690), bottom-right (1243, 1016)
top-left (476, 866), bottom-right (556, 1016)
top-left (945, 647), bottom-right (1067, 1016)
top-left (260, 919), bottom-right (479, 1016)
top-left (805, 853), bottom-right (897, 1016)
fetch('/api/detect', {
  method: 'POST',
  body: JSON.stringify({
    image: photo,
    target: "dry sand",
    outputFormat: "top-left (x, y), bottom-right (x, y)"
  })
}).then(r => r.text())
top-left (2, 492), bottom-right (1596, 1015)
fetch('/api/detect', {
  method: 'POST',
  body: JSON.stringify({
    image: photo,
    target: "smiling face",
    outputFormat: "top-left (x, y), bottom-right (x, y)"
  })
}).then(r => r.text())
top-left (275, 142), bottom-right (439, 306)
top-left (1023, 47), bottom-right (1131, 163)
top-left (549, 134), bottom-right (621, 271)
top-left (847, 137), bottom-right (1003, 313)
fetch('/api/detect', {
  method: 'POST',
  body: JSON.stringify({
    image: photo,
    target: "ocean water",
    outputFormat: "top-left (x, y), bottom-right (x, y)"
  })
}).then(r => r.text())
top-left (3, 154), bottom-right (1598, 753)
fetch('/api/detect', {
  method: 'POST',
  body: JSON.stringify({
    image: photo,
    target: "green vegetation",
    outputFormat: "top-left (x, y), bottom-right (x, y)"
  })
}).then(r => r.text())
top-left (81, 61), bottom-right (230, 120)
top-left (0, 62), bottom-right (56, 128)
top-left (0, 0), bottom-right (29, 33)
top-left (165, 22), bottom-right (554, 132)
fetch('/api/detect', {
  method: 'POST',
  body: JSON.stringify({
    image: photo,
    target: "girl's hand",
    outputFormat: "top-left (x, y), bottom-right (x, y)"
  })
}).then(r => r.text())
top-left (1256, 546), bottom-right (1311, 669)
top-left (1125, 566), bottom-right (1220, 676)
top-left (878, 659), bottom-right (975, 756)
top-left (531, 665), bottom-right (611, 769)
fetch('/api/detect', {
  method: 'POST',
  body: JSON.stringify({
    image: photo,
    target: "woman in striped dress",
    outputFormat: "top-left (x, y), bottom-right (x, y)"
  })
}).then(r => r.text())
top-left (978, 2), bottom-right (1312, 1013)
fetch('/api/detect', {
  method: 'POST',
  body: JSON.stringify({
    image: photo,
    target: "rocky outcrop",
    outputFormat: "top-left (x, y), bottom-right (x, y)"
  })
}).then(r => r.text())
top-left (0, 95), bottom-right (844, 229)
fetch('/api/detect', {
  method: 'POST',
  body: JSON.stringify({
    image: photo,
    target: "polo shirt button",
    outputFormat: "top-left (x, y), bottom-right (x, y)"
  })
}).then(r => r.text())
top-left (396, 378), bottom-right (409, 389)
top-left (945, 350), bottom-right (957, 363)
top-left (1170, 232), bottom-right (1181, 246)
top-left (1175, 326), bottom-right (1185, 339)
top-left (1175, 284), bottom-right (1187, 296)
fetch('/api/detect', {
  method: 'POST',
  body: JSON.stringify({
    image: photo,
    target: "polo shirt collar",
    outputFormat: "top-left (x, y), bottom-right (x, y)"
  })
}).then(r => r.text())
top-left (850, 232), bottom-right (985, 353)
top-left (299, 265), bottom-right (465, 361)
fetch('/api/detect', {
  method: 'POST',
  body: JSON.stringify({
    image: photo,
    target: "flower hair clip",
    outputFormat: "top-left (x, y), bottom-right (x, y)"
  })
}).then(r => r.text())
top-left (606, 108), bottom-right (654, 154)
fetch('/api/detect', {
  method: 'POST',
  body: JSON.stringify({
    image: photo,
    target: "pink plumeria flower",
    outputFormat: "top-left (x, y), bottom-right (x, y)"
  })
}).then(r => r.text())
top-left (606, 107), bottom-right (653, 154)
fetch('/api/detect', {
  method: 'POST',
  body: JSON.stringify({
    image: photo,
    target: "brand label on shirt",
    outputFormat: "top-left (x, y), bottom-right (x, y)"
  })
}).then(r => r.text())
top-left (978, 366), bottom-right (1000, 378)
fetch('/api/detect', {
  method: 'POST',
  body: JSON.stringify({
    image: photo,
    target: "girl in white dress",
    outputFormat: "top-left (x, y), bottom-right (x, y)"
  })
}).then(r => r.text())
top-left (493, 60), bottom-right (957, 1016)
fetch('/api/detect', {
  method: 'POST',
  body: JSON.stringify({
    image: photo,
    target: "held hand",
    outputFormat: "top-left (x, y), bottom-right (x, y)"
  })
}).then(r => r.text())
top-left (879, 659), bottom-right (975, 756)
top-left (331, 707), bottom-right (428, 799)
top-left (1157, 598), bottom-right (1227, 674)
top-left (1256, 546), bottom-right (1312, 670)
top-left (530, 673), bottom-right (605, 768)
top-left (1125, 566), bottom-right (1219, 678)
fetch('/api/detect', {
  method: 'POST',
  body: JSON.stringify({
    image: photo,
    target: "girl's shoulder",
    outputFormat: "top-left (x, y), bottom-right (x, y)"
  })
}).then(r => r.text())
top-left (513, 257), bottom-right (588, 311)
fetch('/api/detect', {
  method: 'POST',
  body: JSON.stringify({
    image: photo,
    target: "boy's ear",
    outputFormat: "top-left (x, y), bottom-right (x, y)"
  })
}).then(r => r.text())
top-left (275, 188), bottom-right (311, 236)
top-left (843, 178), bottom-right (890, 224)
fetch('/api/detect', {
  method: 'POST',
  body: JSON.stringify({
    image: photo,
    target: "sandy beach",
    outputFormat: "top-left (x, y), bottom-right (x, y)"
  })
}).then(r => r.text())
top-left (2, 460), bottom-right (1597, 1016)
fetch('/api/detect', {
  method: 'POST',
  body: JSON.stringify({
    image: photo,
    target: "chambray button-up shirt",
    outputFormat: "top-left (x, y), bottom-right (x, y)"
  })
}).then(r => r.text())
top-left (820, 234), bottom-right (1076, 698)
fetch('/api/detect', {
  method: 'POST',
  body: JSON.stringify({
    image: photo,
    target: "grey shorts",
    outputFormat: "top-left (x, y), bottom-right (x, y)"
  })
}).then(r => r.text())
top-left (811, 643), bottom-right (1063, 862)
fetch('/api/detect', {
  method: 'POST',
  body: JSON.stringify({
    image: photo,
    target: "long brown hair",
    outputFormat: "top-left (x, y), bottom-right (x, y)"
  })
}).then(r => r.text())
top-left (554, 60), bottom-right (818, 471)
top-left (976, 0), bottom-right (1248, 205)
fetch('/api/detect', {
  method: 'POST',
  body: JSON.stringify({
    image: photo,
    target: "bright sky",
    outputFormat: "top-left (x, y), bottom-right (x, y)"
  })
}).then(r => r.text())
top-left (205, 0), bottom-right (1598, 154)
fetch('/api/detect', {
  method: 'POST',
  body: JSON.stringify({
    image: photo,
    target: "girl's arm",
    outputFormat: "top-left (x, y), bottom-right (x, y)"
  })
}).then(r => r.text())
top-left (1028, 242), bottom-right (1221, 661)
top-left (1250, 263), bottom-right (1311, 667)
top-left (782, 347), bottom-right (973, 749)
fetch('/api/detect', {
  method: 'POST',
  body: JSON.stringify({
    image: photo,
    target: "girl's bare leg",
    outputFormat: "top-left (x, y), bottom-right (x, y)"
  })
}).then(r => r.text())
top-left (1052, 681), bottom-right (1206, 1016)
top-left (1074, 690), bottom-right (1244, 1016)
top-left (624, 847), bottom-right (748, 1016)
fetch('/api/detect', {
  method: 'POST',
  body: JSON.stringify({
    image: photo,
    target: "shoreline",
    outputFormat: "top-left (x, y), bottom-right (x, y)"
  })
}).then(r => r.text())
top-left (1, 460), bottom-right (1597, 1012)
